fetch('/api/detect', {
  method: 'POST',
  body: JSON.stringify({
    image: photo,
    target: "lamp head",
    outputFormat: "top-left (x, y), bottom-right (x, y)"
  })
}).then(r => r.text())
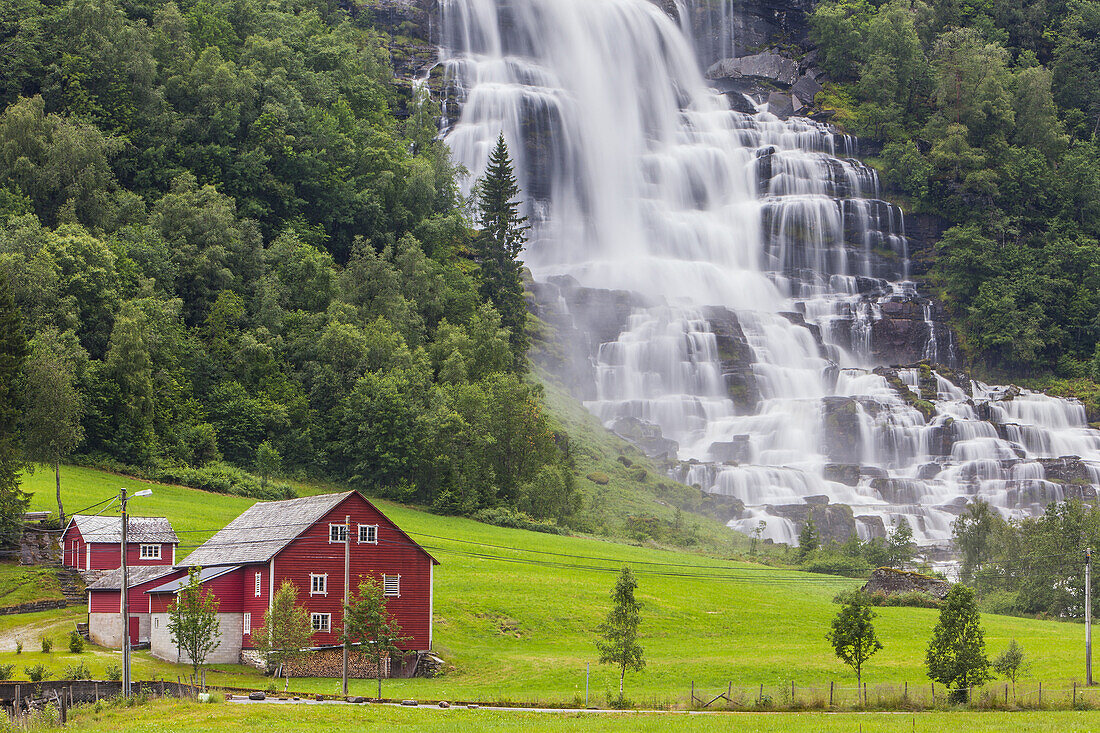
top-left (132, 489), bottom-right (153, 498)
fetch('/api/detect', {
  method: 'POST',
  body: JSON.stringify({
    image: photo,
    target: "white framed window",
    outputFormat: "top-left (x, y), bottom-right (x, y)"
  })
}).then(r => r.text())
top-left (311, 613), bottom-right (330, 632)
top-left (310, 573), bottom-right (328, 596)
top-left (255, 572), bottom-right (262, 597)
top-left (243, 612), bottom-right (251, 635)
top-left (329, 524), bottom-right (347, 543)
top-left (154, 618), bottom-right (159, 629)
top-left (139, 544), bottom-right (161, 559)
top-left (358, 524), bottom-right (378, 544)
top-left (383, 574), bottom-right (400, 598)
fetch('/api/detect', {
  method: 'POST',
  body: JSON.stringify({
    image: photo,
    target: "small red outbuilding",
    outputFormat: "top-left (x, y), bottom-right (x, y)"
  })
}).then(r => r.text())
top-left (62, 515), bottom-right (179, 572)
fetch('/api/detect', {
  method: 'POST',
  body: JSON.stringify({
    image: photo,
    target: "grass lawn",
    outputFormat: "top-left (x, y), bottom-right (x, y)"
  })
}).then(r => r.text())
top-left (11, 465), bottom-right (1099, 708)
top-left (65, 700), bottom-right (1100, 732)
top-left (0, 562), bottom-right (65, 607)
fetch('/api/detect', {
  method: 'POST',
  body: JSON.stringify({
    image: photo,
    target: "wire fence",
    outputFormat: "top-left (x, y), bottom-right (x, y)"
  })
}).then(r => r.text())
top-left (686, 679), bottom-right (1100, 711)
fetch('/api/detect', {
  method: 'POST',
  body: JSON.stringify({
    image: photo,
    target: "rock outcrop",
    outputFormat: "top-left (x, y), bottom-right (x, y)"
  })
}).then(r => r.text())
top-left (861, 567), bottom-right (951, 600)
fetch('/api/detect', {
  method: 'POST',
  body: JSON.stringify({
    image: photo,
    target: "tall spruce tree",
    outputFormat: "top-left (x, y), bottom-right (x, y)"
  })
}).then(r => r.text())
top-left (0, 273), bottom-right (29, 550)
top-left (475, 134), bottom-right (529, 368)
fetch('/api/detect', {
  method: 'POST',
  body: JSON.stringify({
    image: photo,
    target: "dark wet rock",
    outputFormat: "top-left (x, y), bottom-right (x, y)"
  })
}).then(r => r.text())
top-left (860, 466), bottom-right (888, 480)
top-left (822, 397), bottom-right (864, 464)
top-left (825, 463), bottom-right (860, 486)
top-left (697, 492), bottom-right (746, 523)
top-left (917, 462), bottom-right (942, 480)
top-left (1039, 456), bottom-right (1093, 485)
top-left (767, 91), bottom-right (795, 118)
top-left (611, 417), bottom-right (679, 459)
top-left (706, 50), bottom-right (799, 86)
top-left (707, 436), bottom-right (752, 463)
top-left (862, 568), bottom-right (951, 598)
top-left (703, 306), bottom-right (762, 412)
top-left (856, 515), bottom-right (887, 540)
top-left (871, 478), bottom-right (925, 505)
top-left (805, 495), bottom-right (830, 506)
top-left (768, 503), bottom-right (856, 546)
top-left (791, 73), bottom-right (823, 102)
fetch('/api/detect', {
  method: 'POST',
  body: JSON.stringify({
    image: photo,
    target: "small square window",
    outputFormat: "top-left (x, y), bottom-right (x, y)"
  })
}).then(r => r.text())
top-left (139, 544), bottom-right (161, 559)
top-left (383, 574), bottom-right (400, 597)
top-left (311, 613), bottom-right (330, 632)
top-left (358, 524), bottom-right (378, 544)
top-left (310, 573), bottom-right (327, 596)
top-left (329, 524), bottom-right (347, 543)
top-left (243, 612), bottom-right (251, 636)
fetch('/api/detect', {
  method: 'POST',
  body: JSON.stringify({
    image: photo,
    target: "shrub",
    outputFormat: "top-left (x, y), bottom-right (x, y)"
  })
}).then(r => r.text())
top-left (471, 507), bottom-right (566, 535)
top-left (68, 631), bottom-right (85, 653)
top-left (63, 661), bottom-right (91, 680)
top-left (801, 551), bottom-right (870, 577)
top-left (40, 637), bottom-right (52, 653)
top-left (15, 641), bottom-right (22, 654)
top-left (0, 664), bottom-right (14, 680)
top-left (586, 472), bottom-right (610, 485)
top-left (24, 664), bottom-right (51, 682)
top-left (105, 663), bottom-right (122, 681)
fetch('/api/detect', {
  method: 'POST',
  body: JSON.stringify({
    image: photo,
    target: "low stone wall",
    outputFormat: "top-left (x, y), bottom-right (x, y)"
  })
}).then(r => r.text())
top-left (0, 600), bottom-right (67, 616)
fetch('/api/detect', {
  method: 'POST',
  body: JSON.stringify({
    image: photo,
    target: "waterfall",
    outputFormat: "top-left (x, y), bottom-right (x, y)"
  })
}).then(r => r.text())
top-left (439, 0), bottom-right (1100, 547)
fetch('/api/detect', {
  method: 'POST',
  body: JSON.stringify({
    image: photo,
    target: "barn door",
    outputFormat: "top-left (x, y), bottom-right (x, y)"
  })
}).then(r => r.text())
top-left (128, 616), bottom-right (139, 646)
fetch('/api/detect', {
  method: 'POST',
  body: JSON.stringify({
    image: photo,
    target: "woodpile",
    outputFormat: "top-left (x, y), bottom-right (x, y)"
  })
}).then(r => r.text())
top-left (282, 649), bottom-right (390, 679)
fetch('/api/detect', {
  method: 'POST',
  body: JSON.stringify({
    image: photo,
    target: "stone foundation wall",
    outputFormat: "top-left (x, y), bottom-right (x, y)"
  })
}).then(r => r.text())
top-left (89, 612), bottom-right (125, 649)
top-left (150, 612), bottom-right (243, 665)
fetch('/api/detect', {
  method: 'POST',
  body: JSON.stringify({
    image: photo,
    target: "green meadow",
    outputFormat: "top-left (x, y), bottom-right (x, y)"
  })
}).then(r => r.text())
top-left (12, 466), bottom-right (1098, 708)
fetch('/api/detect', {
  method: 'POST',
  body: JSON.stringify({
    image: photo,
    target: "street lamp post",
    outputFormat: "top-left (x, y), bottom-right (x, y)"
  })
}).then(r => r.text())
top-left (120, 487), bottom-right (152, 698)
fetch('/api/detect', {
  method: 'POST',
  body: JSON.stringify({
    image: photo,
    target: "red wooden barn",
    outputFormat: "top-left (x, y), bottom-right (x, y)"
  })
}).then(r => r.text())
top-left (86, 566), bottom-right (186, 648)
top-left (145, 490), bottom-right (439, 675)
top-left (62, 515), bottom-right (179, 572)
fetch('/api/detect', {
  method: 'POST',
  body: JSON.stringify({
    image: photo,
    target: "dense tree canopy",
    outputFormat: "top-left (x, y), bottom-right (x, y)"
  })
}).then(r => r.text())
top-left (0, 0), bottom-right (577, 524)
top-left (811, 0), bottom-right (1100, 379)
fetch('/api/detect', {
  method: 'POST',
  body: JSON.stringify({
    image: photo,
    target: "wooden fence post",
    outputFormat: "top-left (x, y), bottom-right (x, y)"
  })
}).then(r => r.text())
top-left (1074, 681), bottom-right (1077, 707)
top-left (791, 680), bottom-right (795, 703)
top-left (691, 681), bottom-right (694, 704)
top-left (1038, 681), bottom-right (1042, 706)
top-left (758, 683), bottom-right (763, 705)
top-left (904, 681), bottom-right (907, 700)
top-left (931, 682), bottom-right (935, 703)
top-left (829, 681), bottom-right (834, 708)
top-left (1005, 684), bottom-right (1008, 705)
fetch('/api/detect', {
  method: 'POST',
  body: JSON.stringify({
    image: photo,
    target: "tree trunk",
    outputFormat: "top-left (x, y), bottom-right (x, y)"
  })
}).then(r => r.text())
top-left (54, 461), bottom-right (64, 525)
top-left (377, 660), bottom-right (382, 700)
top-left (619, 667), bottom-right (624, 697)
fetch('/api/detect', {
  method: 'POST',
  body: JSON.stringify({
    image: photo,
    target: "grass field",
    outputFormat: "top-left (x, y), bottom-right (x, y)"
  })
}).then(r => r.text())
top-left (63, 700), bottom-right (1100, 732)
top-left (13, 466), bottom-right (1099, 707)
top-left (0, 563), bottom-right (65, 607)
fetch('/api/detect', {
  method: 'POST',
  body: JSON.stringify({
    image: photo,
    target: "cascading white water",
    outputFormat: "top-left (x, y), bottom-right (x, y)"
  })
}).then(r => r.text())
top-left (440, 0), bottom-right (1100, 547)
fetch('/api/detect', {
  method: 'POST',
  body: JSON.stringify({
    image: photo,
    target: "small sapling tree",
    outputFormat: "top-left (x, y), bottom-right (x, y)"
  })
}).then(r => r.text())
top-left (168, 566), bottom-right (221, 685)
top-left (796, 514), bottom-right (819, 562)
top-left (256, 440), bottom-right (282, 490)
top-left (926, 584), bottom-right (991, 702)
top-left (252, 580), bottom-right (313, 691)
top-left (596, 566), bottom-right (645, 703)
top-left (344, 576), bottom-right (408, 700)
top-left (992, 639), bottom-right (1029, 699)
top-left (826, 594), bottom-right (882, 699)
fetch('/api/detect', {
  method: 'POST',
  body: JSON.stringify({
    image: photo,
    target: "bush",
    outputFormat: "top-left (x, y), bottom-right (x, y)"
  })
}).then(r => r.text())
top-left (0, 664), bottom-right (14, 680)
top-left (471, 507), bottom-right (566, 535)
top-left (68, 631), bottom-right (85, 653)
top-left (77, 456), bottom-right (296, 501)
top-left (63, 661), bottom-right (91, 680)
top-left (105, 663), bottom-right (122, 681)
top-left (40, 637), bottom-right (52, 653)
top-left (24, 664), bottom-right (51, 682)
top-left (15, 641), bottom-right (22, 654)
top-left (833, 588), bottom-right (941, 608)
top-left (586, 472), bottom-right (610, 485)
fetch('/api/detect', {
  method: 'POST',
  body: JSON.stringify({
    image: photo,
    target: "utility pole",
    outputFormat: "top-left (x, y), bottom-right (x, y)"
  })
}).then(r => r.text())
top-left (119, 487), bottom-right (152, 699)
top-left (120, 487), bottom-right (130, 698)
top-left (342, 514), bottom-right (350, 697)
top-left (1088, 548), bottom-right (1093, 686)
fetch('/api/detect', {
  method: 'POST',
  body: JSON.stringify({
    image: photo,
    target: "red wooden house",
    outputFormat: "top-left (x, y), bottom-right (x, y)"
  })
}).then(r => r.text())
top-left (86, 566), bottom-right (186, 648)
top-left (145, 491), bottom-right (439, 675)
top-left (62, 515), bottom-right (179, 572)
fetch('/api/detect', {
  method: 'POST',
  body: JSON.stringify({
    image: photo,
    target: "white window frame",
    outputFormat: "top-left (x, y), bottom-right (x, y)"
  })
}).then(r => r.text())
top-left (328, 524), bottom-right (347, 543)
top-left (311, 613), bottom-right (331, 632)
top-left (243, 612), bottom-right (251, 636)
top-left (140, 544), bottom-right (161, 560)
top-left (310, 573), bottom-right (328, 596)
top-left (383, 574), bottom-right (400, 598)
top-left (358, 524), bottom-right (378, 544)
top-left (255, 572), bottom-right (262, 597)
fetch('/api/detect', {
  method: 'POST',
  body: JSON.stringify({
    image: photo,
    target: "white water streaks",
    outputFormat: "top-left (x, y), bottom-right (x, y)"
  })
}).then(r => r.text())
top-left (439, 0), bottom-right (1100, 547)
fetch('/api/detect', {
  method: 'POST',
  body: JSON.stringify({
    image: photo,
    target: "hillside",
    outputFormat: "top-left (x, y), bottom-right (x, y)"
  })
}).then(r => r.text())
top-left (18, 466), bottom-right (1096, 705)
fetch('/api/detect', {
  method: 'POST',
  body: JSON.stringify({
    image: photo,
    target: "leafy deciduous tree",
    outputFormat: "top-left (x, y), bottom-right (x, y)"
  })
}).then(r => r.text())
top-left (596, 566), bottom-right (645, 700)
top-left (343, 575), bottom-right (408, 700)
top-left (252, 580), bottom-right (313, 691)
top-left (826, 595), bottom-right (882, 694)
top-left (167, 566), bottom-right (221, 682)
top-left (926, 584), bottom-right (992, 701)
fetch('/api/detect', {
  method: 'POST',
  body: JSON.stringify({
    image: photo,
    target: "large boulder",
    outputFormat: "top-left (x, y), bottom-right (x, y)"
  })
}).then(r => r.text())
top-left (610, 417), bottom-right (679, 459)
top-left (767, 502), bottom-right (857, 546)
top-left (822, 397), bottom-right (864, 464)
top-left (706, 50), bottom-right (799, 86)
top-left (862, 568), bottom-right (951, 600)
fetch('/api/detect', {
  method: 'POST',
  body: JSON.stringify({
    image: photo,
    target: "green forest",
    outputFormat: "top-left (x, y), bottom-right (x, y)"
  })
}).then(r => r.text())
top-left (811, 0), bottom-right (1100, 384)
top-left (0, 0), bottom-right (577, 528)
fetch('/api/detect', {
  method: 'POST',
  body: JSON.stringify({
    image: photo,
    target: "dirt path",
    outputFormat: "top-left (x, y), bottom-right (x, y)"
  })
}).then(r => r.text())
top-left (0, 614), bottom-right (78, 651)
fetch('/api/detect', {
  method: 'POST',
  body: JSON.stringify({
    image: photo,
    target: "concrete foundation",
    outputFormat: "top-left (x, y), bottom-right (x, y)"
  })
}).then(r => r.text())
top-left (89, 612), bottom-right (124, 649)
top-left (150, 612), bottom-right (243, 665)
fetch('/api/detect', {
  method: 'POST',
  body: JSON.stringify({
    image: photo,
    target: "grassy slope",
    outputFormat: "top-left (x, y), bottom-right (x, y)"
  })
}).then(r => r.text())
top-left (13, 466), bottom-right (1095, 706)
top-left (66, 700), bottom-right (1100, 733)
top-left (0, 563), bottom-right (65, 607)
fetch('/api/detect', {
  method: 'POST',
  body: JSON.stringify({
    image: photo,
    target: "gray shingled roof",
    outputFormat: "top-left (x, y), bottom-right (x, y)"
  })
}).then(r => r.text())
top-left (86, 565), bottom-right (181, 591)
top-left (68, 515), bottom-right (178, 544)
top-left (146, 566), bottom-right (241, 595)
top-left (179, 492), bottom-right (355, 568)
